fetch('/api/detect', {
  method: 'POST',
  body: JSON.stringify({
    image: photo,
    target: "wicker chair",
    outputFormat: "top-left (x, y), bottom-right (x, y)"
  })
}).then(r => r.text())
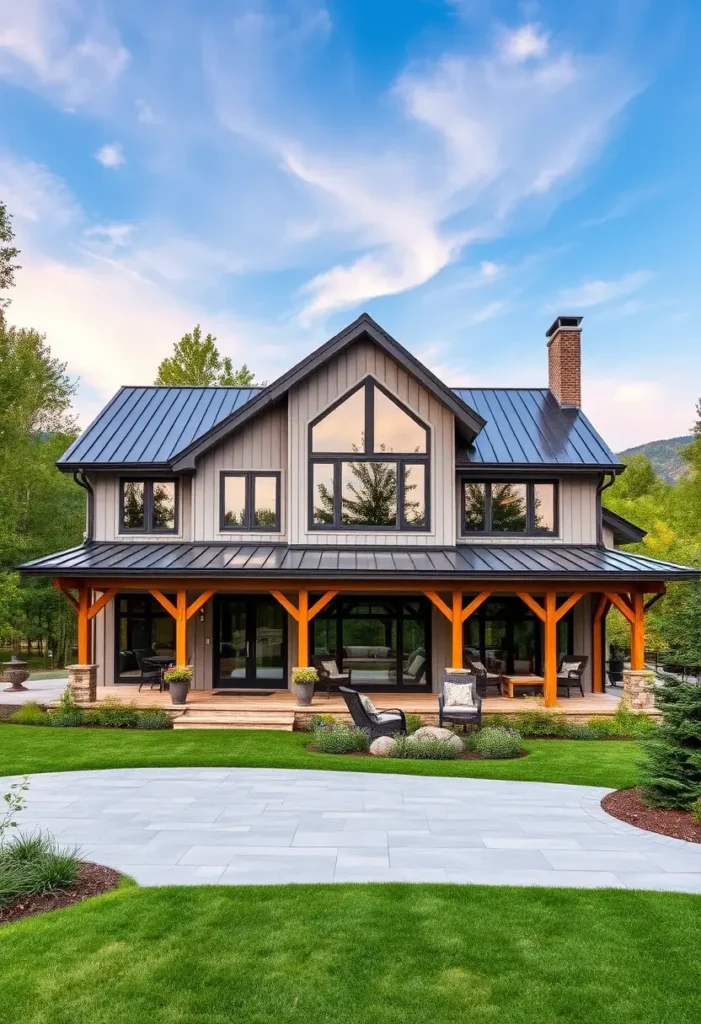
top-left (339, 686), bottom-right (407, 740)
top-left (135, 650), bottom-right (163, 692)
top-left (464, 656), bottom-right (503, 697)
top-left (311, 655), bottom-right (351, 698)
top-left (557, 656), bottom-right (588, 697)
top-left (438, 672), bottom-right (482, 731)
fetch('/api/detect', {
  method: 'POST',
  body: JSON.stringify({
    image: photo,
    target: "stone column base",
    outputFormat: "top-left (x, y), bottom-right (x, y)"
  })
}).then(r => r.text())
top-left (622, 669), bottom-right (656, 711)
top-left (67, 664), bottom-right (97, 704)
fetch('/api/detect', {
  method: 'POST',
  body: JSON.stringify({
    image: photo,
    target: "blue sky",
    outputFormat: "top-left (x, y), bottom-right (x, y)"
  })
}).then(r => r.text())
top-left (0, 0), bottom-right (699, 449)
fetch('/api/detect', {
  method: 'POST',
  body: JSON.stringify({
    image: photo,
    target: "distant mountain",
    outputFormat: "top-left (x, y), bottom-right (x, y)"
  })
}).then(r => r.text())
top-left (618, 435), bottom-right (694, 484)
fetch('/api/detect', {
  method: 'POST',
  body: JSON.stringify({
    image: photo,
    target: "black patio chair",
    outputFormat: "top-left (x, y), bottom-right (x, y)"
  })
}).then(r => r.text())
top-left (135, 650), bottom-right (163, 692)
top-left (464, 656), bottom-right (503, 697)
top-left (312, 655), bottom-right (351, 698)
top-left (556, 656), bottom-right (588, 697)
top-left (339, 686), bottom-right (407, 740)
top-left (438, 672), bottom-right (482, 731)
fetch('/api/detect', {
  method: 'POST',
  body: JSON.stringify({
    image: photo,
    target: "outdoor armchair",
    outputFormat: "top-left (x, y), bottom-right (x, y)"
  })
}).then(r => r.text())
top-left (339, 686), bottom-right (407, 740)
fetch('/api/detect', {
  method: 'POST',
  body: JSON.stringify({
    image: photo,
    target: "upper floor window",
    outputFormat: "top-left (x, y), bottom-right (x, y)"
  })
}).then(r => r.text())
top-left (120, 479), bottom-right (178, 534)
top-left (220, 471), bottom-right (281, 531)
top-left (309, 379), bottom-right (429, 530)
top-left (462, 481), bottom-right (557, 536)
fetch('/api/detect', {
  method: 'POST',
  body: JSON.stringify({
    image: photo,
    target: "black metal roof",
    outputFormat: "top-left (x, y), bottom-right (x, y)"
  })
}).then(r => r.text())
top-left (454, 389), bottom-right (620, 469)
top-left (20, 542), bottom-right (698, 581)
top-left (602, 508), bottom-right (647, 546)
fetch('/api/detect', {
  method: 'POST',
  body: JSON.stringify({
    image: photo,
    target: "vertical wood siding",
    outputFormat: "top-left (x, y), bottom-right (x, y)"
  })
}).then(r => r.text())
top-left (288, 340), bottom-right (456, 546)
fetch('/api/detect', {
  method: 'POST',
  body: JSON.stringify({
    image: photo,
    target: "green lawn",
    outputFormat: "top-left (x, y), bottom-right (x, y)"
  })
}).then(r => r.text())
top-left (0, 724), bottom-right (640, 788)
top-left (1, 883), bottom-right (700, 1023)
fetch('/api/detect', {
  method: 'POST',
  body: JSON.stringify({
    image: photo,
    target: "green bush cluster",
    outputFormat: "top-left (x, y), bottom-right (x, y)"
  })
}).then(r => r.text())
top-left (692, 801), bottom-right (701, 825)
top-left (311, 724), bottom-right (369, 754)
top-left (0, 831), bottom-right (79, 907)
top-left (468, 727), bottom-right (523, 760)
top-left (305, 714), bottom-right (338, 732)
top-left (482, 706), bottom-right (657, 740)
top-left (8, 694), bottom-right (172, 731)
top-left (390, 736), bottom-right (459, 760)
top-left (404, 714), bottom-right (423, 734)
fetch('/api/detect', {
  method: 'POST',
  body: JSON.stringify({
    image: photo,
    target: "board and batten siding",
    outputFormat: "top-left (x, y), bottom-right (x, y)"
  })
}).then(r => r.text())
top-left (457, 475), bottom-right (599, 545)
top-left (192, 405), bottom-right (287, 542)
top-left (90, 473), bottom-right (193, 543)
top-left (288, 340), bottom-right (456, 546)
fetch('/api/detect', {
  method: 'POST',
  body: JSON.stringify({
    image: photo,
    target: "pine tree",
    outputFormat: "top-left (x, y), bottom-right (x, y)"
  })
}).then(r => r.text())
top-left (638, 679), bottom-right (701, 808)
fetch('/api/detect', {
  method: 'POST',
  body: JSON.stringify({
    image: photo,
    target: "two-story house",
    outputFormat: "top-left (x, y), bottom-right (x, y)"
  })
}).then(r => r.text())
top-left (20, 313), bottom-right (697, 708)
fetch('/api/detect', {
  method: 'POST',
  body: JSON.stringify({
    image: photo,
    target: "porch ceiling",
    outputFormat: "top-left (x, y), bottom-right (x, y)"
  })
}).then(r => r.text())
top-left (19, 541), bottom-right (699, 582)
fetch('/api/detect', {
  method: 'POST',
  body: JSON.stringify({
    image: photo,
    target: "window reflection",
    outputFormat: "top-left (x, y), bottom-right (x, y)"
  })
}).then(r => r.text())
top-left (534, 482), bottom-right (555, 533)
top-left (254, 476), bottom-right (277, 528)
top-left (152, 481), bottom-right (175, 530)
top-left (403, 464), bottom-right (426, 526)
top-left (341, 461), bottom-right (397, 526)
top-left (311, 388), bottom-right (365, 452)
top-left (491, 483), bottom-right (527, 532)
top-left (463, 482), bottom-right (486, 532)
top-left (312, 463), bottom-right (335, 524)
top-left (373, 387), bottom-right (427, 453)
top-left (223, 476), bottom-right (246, 527)
top-left (122, 481), bottom-right (145, 530)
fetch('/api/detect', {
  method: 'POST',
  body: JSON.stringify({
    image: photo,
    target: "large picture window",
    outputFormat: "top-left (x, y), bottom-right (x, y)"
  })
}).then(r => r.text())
top-left (309, 379), bottom-right (430, 530)
top-left (115, 594), bottom-right (176, 681)
top-left (220, 471), bottom-right (281, 531)
top-left (461, 481), bottom-right (557, 536)
top-left (120, 479), bottom-right (178, 534)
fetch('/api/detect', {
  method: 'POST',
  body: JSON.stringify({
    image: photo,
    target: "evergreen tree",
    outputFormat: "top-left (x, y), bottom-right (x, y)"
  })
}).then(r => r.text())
top-left (342, 461), bottom-right (397, 525)
top-left (155, 325), bottom-right (259, 386)
top-left (638, 679), bottom-right (701, 808)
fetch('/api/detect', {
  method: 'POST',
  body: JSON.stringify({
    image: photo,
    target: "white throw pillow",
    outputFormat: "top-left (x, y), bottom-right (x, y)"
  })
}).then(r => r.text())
top-left (560, 661), bottom-right (581, 675)
top-left (359, 694), bottom-right (378, 717)
top-left (444, 681), bottom-right (474, 708)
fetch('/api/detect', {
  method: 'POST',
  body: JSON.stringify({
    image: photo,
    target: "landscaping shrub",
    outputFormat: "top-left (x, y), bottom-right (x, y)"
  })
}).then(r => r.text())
top-left (8, 702), bottom-right (50, 726)
top-left (515, 711), bottom-right (569, 737)
top-left (311, 725), bottom-right (369, 754)
top-left (693, 801), bottom-right (701, 825)
top-left (48, 690), bottom-right (84, 728)
top-left (94, 697), bottom-right (140, 729)
top-left (565, 724), bottom-right (603, 740)
top-left (0, 830), bottom-right (79, 907)
top-left (469, 727), bottom-right (523, 760)
top-left (136, 709), bottom-right (171, 730)
top-left (405, 714), bottom-right (423, 734)
top-left (390, 736), bottom-right (459, 760)
top-left (638, 679), bottom-right (701, 809)
top-left (306, 714), bottom-right (337, 732)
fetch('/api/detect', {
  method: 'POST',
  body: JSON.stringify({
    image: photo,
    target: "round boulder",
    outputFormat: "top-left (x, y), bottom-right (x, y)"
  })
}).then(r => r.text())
top-left (369, 735), bottom-right (396, 757)
top-left (411, 726), bottom-right (463, 753)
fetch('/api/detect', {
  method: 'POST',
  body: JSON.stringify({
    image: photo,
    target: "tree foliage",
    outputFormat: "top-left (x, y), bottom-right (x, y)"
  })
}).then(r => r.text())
top-left (0, 201), bottom-right (21, 318)
top-left (638, 679), bottom-right (701, 808)
top-left (155, 325), bottom-right (258, 386)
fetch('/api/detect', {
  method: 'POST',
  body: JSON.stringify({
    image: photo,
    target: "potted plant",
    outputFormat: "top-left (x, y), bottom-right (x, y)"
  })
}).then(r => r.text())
top-left (608, 643), bottom-right (624, 685)
top-left (291, 667), bottom-right (318, 706)
top-left (163, 665), bottom-right (193, 705)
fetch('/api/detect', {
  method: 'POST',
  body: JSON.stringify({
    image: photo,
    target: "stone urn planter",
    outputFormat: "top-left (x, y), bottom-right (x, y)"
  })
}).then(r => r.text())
top-left (2, 655), bottom-right (29, 692)
top-left (291, 667), bottom-right (318, 707)
top-left (163, 665), bottom-right (193, 705)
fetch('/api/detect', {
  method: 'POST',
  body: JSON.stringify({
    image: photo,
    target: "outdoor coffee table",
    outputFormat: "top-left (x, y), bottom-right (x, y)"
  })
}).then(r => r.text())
top-left (501, 675), bottom-right (545, 698)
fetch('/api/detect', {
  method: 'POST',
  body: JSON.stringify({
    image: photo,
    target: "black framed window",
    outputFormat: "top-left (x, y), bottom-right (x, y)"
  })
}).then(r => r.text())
top-left (220, 471), bottom-right (281, 531)
top-left (120, 479), bottom-right (178, 534)
top-left (461, 481), bottom-right (557, 536)
top-left (309, 378), bottom-right (430, 530)
top-left (115, 594), bottom-right (176, 681)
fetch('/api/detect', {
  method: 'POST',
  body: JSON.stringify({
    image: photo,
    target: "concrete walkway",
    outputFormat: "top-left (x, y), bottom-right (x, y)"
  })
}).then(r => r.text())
top-left (8, 768), bottom-right (701, 892)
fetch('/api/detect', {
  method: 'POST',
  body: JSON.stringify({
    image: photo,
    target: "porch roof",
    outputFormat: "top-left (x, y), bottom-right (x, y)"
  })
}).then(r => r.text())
top-left (19, 541), bottom-right (699, 582)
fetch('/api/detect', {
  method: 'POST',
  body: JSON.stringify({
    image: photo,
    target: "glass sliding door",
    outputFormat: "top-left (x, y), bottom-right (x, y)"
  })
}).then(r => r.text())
top-left (215, 596), bottom-right (286, 688)
top-left (115, 594), bottom-right (176, 682)
top-left (463, 596), bottom-right (573, 676)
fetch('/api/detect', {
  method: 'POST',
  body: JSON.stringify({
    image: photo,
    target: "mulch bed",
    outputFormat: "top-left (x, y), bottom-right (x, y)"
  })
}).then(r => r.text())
top-left (0, 862), bottom-right (123, 927)
top-left (306, 744), bottom-right (528, 761)
top-left (602, 788), bottom-right (701, 845)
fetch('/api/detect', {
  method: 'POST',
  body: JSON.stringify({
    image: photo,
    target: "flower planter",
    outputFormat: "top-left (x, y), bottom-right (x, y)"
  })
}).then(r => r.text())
top-left (169, 679), bottom-right (191, 705)
top-left (1, 656), bottom-right (29, 692)
top-left (291, 667), bottom-right (318, 707)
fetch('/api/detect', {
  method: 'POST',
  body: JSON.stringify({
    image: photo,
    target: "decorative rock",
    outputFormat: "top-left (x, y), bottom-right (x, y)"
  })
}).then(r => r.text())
top-left (412, 726), bottom-right (463, 753)
top-left (67, 664), bottom-right (97, 705)
top-left (623, 669), bottom-right (656, 711)
top-left (369, 736), bottom-right (396, 757)
top-left (1, 655), bottom-right (29, 692)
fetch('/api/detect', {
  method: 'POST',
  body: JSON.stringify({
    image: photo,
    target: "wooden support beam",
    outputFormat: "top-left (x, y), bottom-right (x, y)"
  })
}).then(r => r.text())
top-left (516, 592), bottom-right (546, 622)
top-left (555, 591), bottom-right (585, 622)
top-left (185, 589), bottom-right (216, 621)
top-left (77, 586), bottom-right (90, 664)
top-left (630, 590), bottom-right (646, 670)
top-left (149, 589), bottom-right (179, 619)
top-left (270, 590), bottom-right (300, 621)
top-left (543, 590), bottom-right (557, 707)
top-left (308, 591), bottom-right (338, 620)
top-left (451, 589), bottom-right (463, 669)
top-left (606, 591), bottom-right (636, 624)
top-left (460, 591), bottom-right (492, 623)
top-left (423, 590), bottom-right (453, 621)
top-left (53, 579), bottom-right (79, 612)
top-left (297, 589), bottom-right (309, 667)
top-left (87, 588), bottom-right (117, 620)
top-left (176, 590), bottom-right (188, 666)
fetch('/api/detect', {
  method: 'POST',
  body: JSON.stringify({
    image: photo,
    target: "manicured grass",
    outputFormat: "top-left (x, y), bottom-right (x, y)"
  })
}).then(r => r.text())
top-left (1, 883), bottom-right (700, 1023)
top-left (0, 725), bottom-right (640, 788)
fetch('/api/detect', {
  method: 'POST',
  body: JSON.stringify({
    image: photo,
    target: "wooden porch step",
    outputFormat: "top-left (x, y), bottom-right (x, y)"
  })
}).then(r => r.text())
top-left (172, 709), bottom-right (296, 731)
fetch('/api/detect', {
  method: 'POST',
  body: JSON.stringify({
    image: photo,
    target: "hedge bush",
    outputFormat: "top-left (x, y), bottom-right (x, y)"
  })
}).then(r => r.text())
top-left (390, 736), bottom-right (459, 760)
top-left (7, 702), bottom-right (50, 726)
top-left (135, 709), bottom-right (172, 730)
top-left (469, 727), bottom-right (523, 760)
top-left (311, 725), bottom-right (369, 754)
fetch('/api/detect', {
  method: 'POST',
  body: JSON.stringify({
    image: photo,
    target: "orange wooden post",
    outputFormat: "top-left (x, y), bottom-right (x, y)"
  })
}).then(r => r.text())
top-left (297, 589), bottom-right (309, 666)
top-left (543, 590), bottom-right (558, 707)
top-left (451, 589), bottom-right (463, 669)
top-left (631, 590), bottom-right (646, 670)
top-left (77, 585), bottom-right (91, 664)
top-left (176, 590), bottom-right (188, 666)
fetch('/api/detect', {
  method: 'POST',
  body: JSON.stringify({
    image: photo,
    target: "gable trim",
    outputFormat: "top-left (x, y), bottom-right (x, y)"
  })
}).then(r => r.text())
top-left (171, 313), bottom-right (485, 470)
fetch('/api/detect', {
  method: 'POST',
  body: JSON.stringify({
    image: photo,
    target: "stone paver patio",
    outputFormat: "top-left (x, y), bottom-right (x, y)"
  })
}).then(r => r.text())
top-left (8, 767), bottom-right (701, 891)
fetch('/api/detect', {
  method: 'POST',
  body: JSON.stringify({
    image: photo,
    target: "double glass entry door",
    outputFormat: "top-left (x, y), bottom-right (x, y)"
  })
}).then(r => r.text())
top-left (215, 596), bottom-right (286, 688)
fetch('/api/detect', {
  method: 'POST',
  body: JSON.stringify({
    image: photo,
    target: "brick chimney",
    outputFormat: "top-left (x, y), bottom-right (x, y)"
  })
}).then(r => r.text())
top-left (546, 315), bottom-right (582, 407)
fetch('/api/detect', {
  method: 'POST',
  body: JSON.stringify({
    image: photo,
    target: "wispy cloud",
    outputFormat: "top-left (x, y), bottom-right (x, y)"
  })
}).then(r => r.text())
top-left (498, 23), bottom-right (550, 63)
top-left (555, 270), bottom-right (652, 308)
top-left (582, 185), bottom-right (662, 227)
top-left (94, 143), bottom-right (125, 168)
